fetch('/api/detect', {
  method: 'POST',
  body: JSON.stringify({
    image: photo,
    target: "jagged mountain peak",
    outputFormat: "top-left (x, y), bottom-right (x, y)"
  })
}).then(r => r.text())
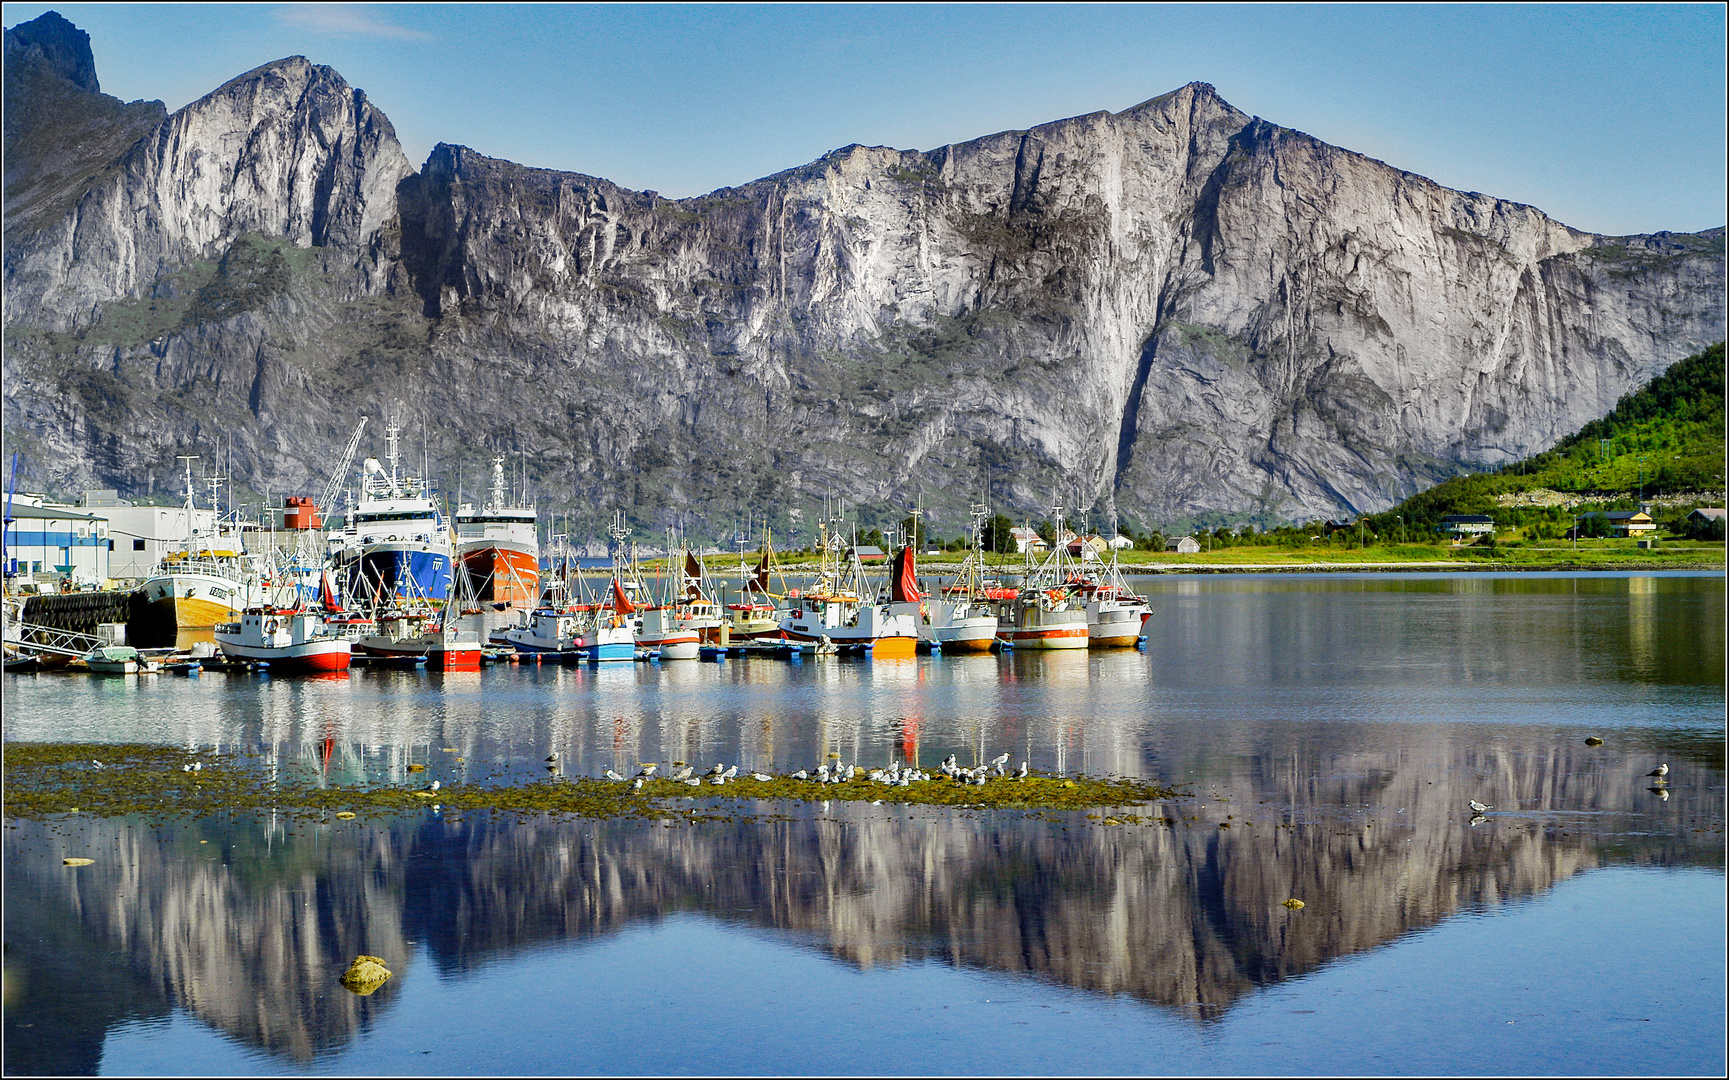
top-left (3, 10), bottom-right (99, 93)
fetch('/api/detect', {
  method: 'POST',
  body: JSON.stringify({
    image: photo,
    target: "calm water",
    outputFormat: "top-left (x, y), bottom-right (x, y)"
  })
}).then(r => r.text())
top-left (4, 572), bottom-right (1724, 1075)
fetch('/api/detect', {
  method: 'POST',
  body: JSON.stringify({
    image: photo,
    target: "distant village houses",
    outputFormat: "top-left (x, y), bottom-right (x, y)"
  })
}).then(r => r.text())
top-left (1438, 514), bottom-right (1495, 540)
top-left (1008, 527), bottom-right (1045, 554)
top-left (1165, 536), bottom-right (1201, 554)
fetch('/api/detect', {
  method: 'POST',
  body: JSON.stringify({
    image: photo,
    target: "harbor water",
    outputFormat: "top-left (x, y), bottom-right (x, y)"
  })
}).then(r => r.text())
top-left (3, 572), bottom-right (1724, 1075)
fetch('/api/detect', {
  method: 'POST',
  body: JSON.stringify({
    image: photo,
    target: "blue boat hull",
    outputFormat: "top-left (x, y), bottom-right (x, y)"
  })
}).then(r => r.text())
top-left (585, 642), bottom-right (635, 662)
top-left (343, 547), bottom-right (450, 603)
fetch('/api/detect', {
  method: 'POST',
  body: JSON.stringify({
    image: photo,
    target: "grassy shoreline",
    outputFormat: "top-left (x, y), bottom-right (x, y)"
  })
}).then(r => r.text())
top-left (614, 541), bottom-right (1725, 577)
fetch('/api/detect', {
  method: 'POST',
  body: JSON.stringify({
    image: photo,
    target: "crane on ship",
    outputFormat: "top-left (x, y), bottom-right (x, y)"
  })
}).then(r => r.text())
top-left (318, 417), bottom-right (369, 524)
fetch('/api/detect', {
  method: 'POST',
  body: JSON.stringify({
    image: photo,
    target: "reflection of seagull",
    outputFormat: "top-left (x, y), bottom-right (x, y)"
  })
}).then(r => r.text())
top-left (1468, 800), bottom-right (1492, 814)
top-left (1649, 786), bottom-right (1670, 801)
top-left (604, 769), bottom-right (624, 782)
top-left (1646, 764), bottom-right (1669, 781)
top-left (546, 753), bottom-right (558, 763)
top-left (1469, 814), bottom-right (1486, 827)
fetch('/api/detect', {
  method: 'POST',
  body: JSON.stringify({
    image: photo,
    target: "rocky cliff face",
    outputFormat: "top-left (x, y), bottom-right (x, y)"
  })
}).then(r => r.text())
top-left (3, 12), bottom-right (1722, 538)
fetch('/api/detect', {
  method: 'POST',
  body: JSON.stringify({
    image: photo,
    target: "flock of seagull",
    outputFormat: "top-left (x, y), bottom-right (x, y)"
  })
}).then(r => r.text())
top-left (575, 751), bottom-right (1032, 792)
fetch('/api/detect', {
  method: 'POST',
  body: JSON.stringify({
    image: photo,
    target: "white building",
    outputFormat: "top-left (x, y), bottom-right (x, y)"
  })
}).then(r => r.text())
top-left (5, 501), bottom-right (111, 587)
top-left (82, 490), bottom-right (216, 581)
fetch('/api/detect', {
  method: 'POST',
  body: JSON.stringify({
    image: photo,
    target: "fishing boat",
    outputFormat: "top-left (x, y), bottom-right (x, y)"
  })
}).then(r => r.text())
top-left (455, 456), bottom-right (539, 608)
top-left (214, 608), bottom-right (352, 672)
top-left (83, 644), bottom-right (160, 675)
top-left (1069, 537), bottom-right (1151, 648)
top-left (997, 503), bottom-right (1089, 650)
top-left (777, 520), bottom-right (919, 658)
top-left (137, 460), bottom-right (264, 644)
top-left (920, 508), bottom-right (1003, 653)
top-left (727, 530), bottom-right (788, 640)
top-left (500, 605), bottom-right (583, 653)
top-left (574, 516), bottom-right (637, 662)
top-left (634, 536), bottom-right (702, 659)
top-left (329, 421), bottom-right (453, 606)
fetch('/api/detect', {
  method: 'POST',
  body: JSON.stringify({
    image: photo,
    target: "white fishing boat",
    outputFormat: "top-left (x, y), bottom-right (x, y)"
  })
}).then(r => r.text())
top-left (576, 515), bottom-right (636, 662)
top-left (214, 608), bottom-right (352, 672)
top-left (778, 520), bottom-right (919, 658)
top-left (1071, 543), bottom-right (1151, 648)
top-left (921, 508), bottom-right (1003, 653)
top-left (997, 502), bottom-right (1089, 650)
top-left (634, 534), bottom-right (702, 659)
top-left (501, 606), bottom-right (583, 653)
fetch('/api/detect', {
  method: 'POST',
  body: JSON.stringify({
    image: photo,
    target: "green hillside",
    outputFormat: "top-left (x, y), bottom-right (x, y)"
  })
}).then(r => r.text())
top-left (1364, 342), bottom-right (1725, 537)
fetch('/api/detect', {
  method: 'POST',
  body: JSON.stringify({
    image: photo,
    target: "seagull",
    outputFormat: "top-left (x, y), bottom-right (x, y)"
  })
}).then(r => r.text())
top-left (604, 769), bottom-right (625, 782)
top-left (91, 761), bottom-right (104, 769)
top-left (1016, 761), bottom-right (1029, 779)
top-left (710, 775), bottom-right (726, 785)
top-left (974, 773), bottom-right (987, 786)
top-left (817, 763), bottom-right (830, 780)
top-left (673, 765), bottom-right (694, 781)
top-left (684, 777), bottom-right (702, 787)
top-left (1646, 763), bottom-right (1669, 781)
top-left (636, 764), bottom-right (658, 778)
top-left (990, 753), bottom-right (1009, 771)
top-left (633, 778), bottom-right (644, 790)
top-left (1467, 800), bottom-right (1491, 813)
top-left (753, 773), bottom-right (773, 782)
top-left (709, 763), bottom-right (726, 776)
top-left (192, 762), bottom-right (202, 771)
top-left (791, 769), bottom-right (809, 780)
top-left (428, 780), bottom-right (440, 792)
top-left (722, 765), bottom-right (738, 780)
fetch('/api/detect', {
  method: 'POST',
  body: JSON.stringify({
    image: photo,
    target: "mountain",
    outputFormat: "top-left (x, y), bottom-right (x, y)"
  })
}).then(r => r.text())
top-left (3, 12), bottom-right (1723, 542)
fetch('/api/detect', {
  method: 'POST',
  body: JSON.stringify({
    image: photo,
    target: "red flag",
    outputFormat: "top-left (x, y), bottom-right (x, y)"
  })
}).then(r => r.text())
top-left (684, 553), bottom-right (704, 601)
top-left (611, 577), bottom-right (635, 615)
top-left (890, 545), bottom-right (921, 603)
top-left (321, 569), bottom-right (342, 612)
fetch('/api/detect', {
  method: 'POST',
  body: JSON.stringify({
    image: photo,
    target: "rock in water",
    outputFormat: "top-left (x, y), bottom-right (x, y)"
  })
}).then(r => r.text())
top-left (1282, 898), bottom-right (1305, 910)
top-left (339, 955), bottom-right (392, 995)
top-left (62, 857), bottom-right (94, 867)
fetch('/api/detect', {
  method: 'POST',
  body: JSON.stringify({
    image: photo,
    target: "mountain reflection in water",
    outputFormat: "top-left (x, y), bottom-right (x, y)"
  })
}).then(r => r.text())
top-left (5, 736), bottom-right (1719, 1071)
top-left (3, 572), bottom-right (1722, 1073)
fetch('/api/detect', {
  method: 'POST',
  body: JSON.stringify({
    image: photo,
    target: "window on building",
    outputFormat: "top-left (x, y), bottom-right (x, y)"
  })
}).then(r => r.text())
top-left (109, 540), bottom-right (115, 550)
top-left (134, 539), bottom-right (147, 551)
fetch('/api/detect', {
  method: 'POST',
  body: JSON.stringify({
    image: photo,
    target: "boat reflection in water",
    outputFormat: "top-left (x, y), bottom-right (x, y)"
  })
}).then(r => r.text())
top-left (4, 733), bottom-right (1718, 1072)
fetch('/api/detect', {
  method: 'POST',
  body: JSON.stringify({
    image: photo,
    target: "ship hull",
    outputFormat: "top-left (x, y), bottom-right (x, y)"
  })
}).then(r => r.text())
top-left (339, 545), bottom-right (452, 603)
top-left (213, 635), bottom-right (352, 672)
top-left (457, 543), bottom-right (540, 607)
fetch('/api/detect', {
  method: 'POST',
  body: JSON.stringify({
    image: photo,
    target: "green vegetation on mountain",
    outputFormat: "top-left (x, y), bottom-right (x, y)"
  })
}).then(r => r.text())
top-left (1362, 342), bottom-right (1725, 538)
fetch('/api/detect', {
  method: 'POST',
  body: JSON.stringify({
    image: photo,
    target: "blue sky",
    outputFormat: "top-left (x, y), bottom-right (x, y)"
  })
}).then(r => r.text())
top-left (6, 4), bottom-right (1726, 235)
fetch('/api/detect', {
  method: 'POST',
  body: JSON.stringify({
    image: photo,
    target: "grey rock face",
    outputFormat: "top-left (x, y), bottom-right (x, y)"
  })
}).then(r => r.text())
top-left (2, 25), bottom-right (1721, 538)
